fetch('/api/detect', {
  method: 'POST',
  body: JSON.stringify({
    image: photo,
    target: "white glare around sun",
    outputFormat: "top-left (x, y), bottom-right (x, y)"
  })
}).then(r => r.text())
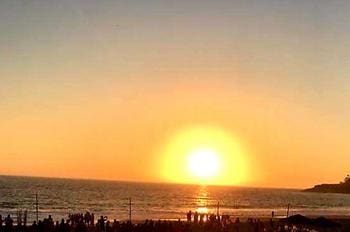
top-left (188, 148), bottom-right (220, 178)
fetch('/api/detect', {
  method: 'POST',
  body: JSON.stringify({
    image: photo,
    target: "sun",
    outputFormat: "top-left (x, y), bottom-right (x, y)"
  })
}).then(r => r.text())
top-left (161, 126), bottom-right (250, 185)
top-left (187, 148), bottom-right (220, 179)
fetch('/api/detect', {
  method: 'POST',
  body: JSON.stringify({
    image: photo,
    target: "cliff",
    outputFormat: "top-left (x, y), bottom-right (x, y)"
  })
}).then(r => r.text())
top-left (304, 176), bottom-right (350, 194)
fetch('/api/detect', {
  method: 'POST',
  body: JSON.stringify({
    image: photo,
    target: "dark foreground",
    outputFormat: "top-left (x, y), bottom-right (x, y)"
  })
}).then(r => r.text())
top-left (0, 213), bottom-right (347, 232)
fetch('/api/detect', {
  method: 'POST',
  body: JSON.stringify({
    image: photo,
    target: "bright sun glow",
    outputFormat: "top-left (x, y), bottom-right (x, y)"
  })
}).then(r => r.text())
top-left (188, 148), bottom-right (220, 178)
top-left (161, 126), bottom-right (250, 186)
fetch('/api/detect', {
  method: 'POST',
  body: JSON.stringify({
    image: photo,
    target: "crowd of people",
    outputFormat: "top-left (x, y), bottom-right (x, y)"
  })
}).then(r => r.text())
top-left (0, 211), bottom-right (331, 232)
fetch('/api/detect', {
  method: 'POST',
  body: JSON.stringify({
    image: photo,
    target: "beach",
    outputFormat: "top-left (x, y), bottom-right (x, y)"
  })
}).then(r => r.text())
top-left (1, 212), bottom-right (349, 232)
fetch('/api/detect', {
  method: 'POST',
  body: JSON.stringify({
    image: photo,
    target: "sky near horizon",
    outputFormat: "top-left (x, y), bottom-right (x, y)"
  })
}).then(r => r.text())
top-left (1, 0), bottom-right (350, 188)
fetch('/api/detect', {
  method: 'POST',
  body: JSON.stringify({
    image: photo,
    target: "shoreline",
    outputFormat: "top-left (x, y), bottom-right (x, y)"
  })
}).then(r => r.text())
top-left (1, 214), bottom-right (349, 232)
top-left (2, 210), bottom-right (350, 231)
top-left (3, 211), bottom-right (350, 222)
top-left (4, 213), bottom-right (350, 223)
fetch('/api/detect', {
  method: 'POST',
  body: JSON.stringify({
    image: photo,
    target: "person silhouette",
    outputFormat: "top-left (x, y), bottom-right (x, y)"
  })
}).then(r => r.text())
top-left (23, 211), bottom-right (27, 227)
top-left (48, 215), bottom-right (51, 221)
top-left (186, 211), bottom-right (192, 222)
top-left (91, 213), bottom-right (95, 226)
top-left (58, 219), bottom-right (65, 232)
top-left (31, 221), bottom-right (38, 232)
top-left (193, 212), bottom-right (198, 223)
top-left (98, 216), bottom-right (107, 232)
top-left (4, 215), bottom-right (13, 232)
top-left (199, 213), bottom-right (204, 223)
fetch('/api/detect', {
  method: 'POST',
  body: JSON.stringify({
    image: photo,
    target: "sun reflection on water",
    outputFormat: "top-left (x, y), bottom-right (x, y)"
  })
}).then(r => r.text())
top-left (194, 185), bottom-right (211, 215)
top-left (196, 207), bottom-right (208, 214)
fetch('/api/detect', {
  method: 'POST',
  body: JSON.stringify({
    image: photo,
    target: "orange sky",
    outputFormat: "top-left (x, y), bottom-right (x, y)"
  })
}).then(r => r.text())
top-left (1, 0), bottom-right (350, 188)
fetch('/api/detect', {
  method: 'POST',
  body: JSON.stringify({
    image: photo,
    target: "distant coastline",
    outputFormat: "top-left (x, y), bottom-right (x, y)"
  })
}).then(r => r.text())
top-left (304, 175), bottom-right (350, 194)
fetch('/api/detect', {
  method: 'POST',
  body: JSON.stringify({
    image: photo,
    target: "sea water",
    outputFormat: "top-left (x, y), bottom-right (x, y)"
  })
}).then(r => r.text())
top-left (1, 175), bottom-right (350, 222)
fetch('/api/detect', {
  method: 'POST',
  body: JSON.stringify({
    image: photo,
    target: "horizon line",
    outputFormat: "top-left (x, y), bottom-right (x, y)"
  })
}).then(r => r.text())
top-left (0, 173), bottom-right (301, 190)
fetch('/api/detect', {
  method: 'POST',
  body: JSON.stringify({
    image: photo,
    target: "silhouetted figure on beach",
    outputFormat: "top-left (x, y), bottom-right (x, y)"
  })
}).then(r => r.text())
top-left (24, 211), bottom-right (28, 227)
top-left (31, 221), bottom-right (38, 232)
top-left (84, 212), bottom-right (92, 225)
top-left (38, 220), bottom-right (44, 232)
top-left (16, 211), bottom-right (22, 227)
top-left (91, 213), bottom-right (95, 226)
top-left (58, 219), bottom-right (65, 232)
top-left (4, 215), bottom-right (13, 232)
top-left (41, 215), bottom-right (54, 232)
top-left (193, 212), bottom-right (198, 223)
top-left (106, 220), bottom-right (112, 232)
top-left (97, 216), bottom-right (107, 232)
top-left (112, 219), bottom-right (119, 232)
top-left (48, 215), bottom-right (53, 223)
top-left (232, 217), bottom-right (240, 232)
top-left (76, 219), bottom-right (87, 232)
top-left (208, 214), bottom-right (216, 223)
top-left (186, 211), bottom-right (192, 222)
top-left (199, 213), bottom-right (204, 224)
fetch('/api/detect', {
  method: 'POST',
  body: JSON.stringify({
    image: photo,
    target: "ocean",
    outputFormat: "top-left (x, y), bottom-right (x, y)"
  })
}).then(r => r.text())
top-left (1, 175), bottom-right (350, 223)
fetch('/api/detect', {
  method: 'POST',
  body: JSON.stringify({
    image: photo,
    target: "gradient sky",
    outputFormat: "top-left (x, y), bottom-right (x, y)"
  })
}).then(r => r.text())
top-left (1, 0), bottom-right (350, 188)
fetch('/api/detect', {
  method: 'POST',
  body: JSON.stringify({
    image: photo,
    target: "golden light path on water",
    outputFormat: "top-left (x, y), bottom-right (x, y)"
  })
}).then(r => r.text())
top-left (161, 126), bottom-right (250, 186)
top-left (193, 186), bottom-right (217, 222)
top-left (196, 185), bottom-right (209, 215)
